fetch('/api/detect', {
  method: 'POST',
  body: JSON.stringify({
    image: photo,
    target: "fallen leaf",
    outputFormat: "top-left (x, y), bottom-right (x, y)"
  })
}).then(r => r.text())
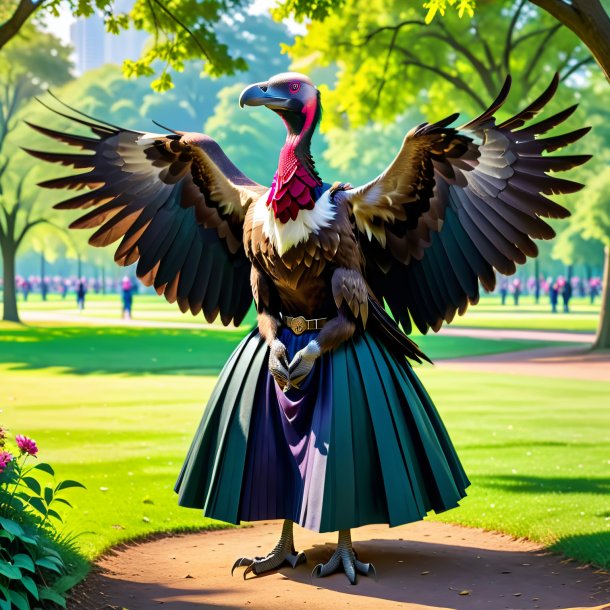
top-left (458, 590), bottom-right (471, 596)
top-left (420, 571), bottom-right (430, 575)
top-left (513, 593), bottom-right (522, 597)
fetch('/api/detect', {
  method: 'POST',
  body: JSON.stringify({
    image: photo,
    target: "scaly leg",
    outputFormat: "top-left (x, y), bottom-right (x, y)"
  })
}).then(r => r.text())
top-left (312, 529), bottom-right (376, 585)
top-left (231, 519), bottom-right (306, 579)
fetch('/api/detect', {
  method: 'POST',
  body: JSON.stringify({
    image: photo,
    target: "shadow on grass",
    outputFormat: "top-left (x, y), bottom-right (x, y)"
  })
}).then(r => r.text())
top-left (0, 323), bottom-right (565, 376)
top-left (477, 474), bottom-right (610, 495)
top-left (0, 325), bottom-right (250, 375)
top-left (548, 531), bottom-right (610, 570)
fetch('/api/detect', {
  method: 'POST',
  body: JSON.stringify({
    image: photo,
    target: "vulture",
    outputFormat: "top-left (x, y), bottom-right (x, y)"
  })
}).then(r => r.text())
top-left (26, 71), bottom-right (589, 584)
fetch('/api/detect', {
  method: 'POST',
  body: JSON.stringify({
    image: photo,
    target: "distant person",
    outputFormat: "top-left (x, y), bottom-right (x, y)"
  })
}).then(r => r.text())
top-left (549, 279), bottom-right (559, 313)
top-left (76, 279), bottom-right (87, 311)
top-left (499, 277), bottom-right (509, 305)
top-left (21, 279), bottom-right (31, 302)
top-left (562, 279), bottom-right (572, 313)
top-left (511, 278), bottom-right (521, 306)
top-left (589, 277), bottom-right (601, 304)
top-left (121, 276), bottom-right (134, 320)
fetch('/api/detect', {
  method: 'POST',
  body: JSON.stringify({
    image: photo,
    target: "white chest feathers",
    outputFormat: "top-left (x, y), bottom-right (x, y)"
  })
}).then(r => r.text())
top-left (253, 188), bottom-right (336, 256)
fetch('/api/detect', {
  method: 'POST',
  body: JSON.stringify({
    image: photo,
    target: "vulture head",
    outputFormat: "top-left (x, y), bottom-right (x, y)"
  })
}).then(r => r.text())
top-left (239, 72), bottom-right (321, 137)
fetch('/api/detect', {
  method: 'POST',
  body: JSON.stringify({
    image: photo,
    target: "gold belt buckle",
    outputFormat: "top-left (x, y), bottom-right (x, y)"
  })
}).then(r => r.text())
top-left (289, 316), bottom-right (307, 335)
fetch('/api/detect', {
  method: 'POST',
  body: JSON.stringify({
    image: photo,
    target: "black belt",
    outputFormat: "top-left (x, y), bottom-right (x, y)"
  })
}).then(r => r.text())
top-left (283, 315), bottom-right (327, 335)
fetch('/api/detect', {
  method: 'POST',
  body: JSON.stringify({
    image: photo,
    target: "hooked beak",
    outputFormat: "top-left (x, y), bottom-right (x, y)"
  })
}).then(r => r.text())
top-left (239, 82), bottom-right (301, 111)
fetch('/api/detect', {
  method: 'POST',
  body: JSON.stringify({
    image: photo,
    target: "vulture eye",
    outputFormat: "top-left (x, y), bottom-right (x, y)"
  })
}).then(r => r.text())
top-left (289, 82), bottom-right (301, 93)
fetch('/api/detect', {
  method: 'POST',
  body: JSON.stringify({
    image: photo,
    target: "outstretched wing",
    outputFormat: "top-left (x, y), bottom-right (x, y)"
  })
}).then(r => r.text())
top-left (335, 74), bottom-right (590, 334)
top-left (25, 97), bottom-right (268, 325)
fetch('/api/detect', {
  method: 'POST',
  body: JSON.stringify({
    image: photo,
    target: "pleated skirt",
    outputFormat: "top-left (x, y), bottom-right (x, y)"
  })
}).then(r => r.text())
top-left (175, 327), bottom-right (469, 533)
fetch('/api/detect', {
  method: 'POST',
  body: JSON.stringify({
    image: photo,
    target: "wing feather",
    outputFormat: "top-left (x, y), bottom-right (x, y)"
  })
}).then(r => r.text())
top-left (337, 74), bottom-right (589, 333)
top-left (27, 98), bottom-right (267, 325)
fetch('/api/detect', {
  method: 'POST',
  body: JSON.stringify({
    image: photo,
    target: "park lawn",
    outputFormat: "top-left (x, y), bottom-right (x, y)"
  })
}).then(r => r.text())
top-left (9, 292), bottom-right (601, 333)
top-left (0, 323), bottom-right (607, 569)
top-left (0, 323), bottom-right (570, 374)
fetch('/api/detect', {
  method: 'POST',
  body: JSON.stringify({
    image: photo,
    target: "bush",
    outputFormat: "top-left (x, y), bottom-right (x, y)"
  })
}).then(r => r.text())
top-left (0, 428), bottom-right (86, 609)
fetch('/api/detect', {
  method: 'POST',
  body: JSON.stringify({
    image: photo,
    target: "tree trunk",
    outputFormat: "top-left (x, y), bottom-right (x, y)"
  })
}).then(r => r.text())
top-left (530, 0), bottom-right (610, 81)
top-left (1, 243), bottom-right (20, 323)
top-left (592, 246), bottom-right (610, 350)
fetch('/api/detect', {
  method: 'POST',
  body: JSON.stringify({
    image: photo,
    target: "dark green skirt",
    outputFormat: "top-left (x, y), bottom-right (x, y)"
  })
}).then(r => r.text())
top-left (175, 327), bottom-right (469, 532)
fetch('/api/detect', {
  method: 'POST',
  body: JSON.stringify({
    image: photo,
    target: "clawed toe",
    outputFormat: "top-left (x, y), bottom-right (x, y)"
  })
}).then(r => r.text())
top-left (232, 550), bottom-right (305, 579)
top-left (312, 529), bottom-right (376, 585)
top-left (230, 520), bottom-right (306, 579)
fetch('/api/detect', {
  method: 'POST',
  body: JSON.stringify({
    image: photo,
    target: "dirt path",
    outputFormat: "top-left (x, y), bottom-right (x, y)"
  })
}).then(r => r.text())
top-left (72, 520), bottom-right (609, 610)
top-left (438, 344), bottom-right (609, 382)
top-left (437, 327), bottom-right (594, 344)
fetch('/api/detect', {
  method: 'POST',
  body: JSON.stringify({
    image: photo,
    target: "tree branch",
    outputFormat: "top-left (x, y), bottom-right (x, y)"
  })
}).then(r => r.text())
top-left (560, 56), bottom-right (596, 81)
top-left (523, 22), bottom-right (562, 87)
top-left (397, 47), bottom-right (487, 109)
top-left (370, 27), bottom-right (399, 119)
top-left (15, 218), bottom-right (48, 249)
top-left (149, 0), bottom-right (213, 64)
top-left (0, 0), bottom-right (39, 51)
top-left (503, 0), bottom-right (527, 73)
top-left (529, 0), bottom-right (577, 27)
top-left (472, 21), bottom-right (499, 78)
top-left (336, 19), bottom-right (427, 49)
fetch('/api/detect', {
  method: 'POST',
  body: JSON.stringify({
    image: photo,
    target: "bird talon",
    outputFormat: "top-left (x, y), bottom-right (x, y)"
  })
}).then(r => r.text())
top-left (231, 557), bottom-right (253, 577)
top-left (231, 520), bottom-right (305, 578)
top-left (311, 530), bottom-right (374, 585)
top-left (243, 563), bottom-right (256, 579)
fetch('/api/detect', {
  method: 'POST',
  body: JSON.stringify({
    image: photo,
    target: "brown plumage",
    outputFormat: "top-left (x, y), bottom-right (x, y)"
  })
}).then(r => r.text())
top-left (26, 73), bottom-right (588, 354)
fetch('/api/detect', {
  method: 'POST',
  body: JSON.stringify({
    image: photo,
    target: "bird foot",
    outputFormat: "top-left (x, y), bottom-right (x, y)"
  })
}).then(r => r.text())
top-left (312, 529), bottom-right (376, 585)
top-left (231, 520), bottom-right (306, 579)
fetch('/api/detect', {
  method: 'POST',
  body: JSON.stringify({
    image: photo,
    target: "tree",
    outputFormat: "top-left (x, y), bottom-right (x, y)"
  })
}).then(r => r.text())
top-left (287, 0), bottom-right (593, 128)
top-left (0, 26), bottom-right (72, 322)
top-left (0, 0), bottom-right (293, 91)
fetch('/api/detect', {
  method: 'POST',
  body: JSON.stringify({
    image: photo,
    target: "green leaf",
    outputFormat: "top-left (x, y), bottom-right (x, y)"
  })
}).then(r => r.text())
top-left (46, 509), bottom-right (63, 523)
top-left (44, 486), bottom-right (54, 505)
top-left (0, 517), bottom-right (23, 537)
top-left (39, 587), bottom-right (66, 608)
top-left (12, 554), bottom-right (35, 573)
top-left (0, 561), bottom-right (22, 579)
top-left (53, 497), bottom-right (73, 509)
top-left (20, 575), bottom-right (39, 600)
top-left (40, 547), bottom-right (61, 560)
top-left (26, 496), bottom-right (46, 516)
top-left (41, 554), bottom-right (65, 569)
top-left (21, 476), bottom-right (41, 496)
top-left (35, 557), bottom-right (63, 574)
top-left (0, 531), bottom-right (13, 542)
top-left (9, 589), bottom-right (30, 610)
top-left (54, 480), bottom-right (86, 492)
top-left (0, 596), bottom-right (10, 610)
top-left (32, 463), bottom-right (54, 476)
top-left (0, 585), bottom-right (8, 602)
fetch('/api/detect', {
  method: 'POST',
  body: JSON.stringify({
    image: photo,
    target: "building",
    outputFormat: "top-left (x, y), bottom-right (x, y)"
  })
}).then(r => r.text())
top-left (70, 0), bottom-right (148, 74)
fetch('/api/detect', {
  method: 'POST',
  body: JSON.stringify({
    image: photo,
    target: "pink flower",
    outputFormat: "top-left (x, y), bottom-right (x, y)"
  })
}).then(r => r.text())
top-left (0, 450), bottom-right (13, 473)
top-left (15, 435), bottom-right (38, 457)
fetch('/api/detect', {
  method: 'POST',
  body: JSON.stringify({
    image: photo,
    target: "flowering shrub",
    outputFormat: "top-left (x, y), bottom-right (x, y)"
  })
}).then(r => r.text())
top-left (0, 429), bottom-right (86, 609)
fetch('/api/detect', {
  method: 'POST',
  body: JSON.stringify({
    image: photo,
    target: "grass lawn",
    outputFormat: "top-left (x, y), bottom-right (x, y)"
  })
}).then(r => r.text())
top-left (0, 322), bottom-right (608, 571)
top-left (8, 292), bottom-right (601, 333)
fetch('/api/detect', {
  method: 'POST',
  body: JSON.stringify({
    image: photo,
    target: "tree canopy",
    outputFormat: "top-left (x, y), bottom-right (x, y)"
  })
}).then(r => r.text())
top-left (286, 0), bottom-right (593, 129)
